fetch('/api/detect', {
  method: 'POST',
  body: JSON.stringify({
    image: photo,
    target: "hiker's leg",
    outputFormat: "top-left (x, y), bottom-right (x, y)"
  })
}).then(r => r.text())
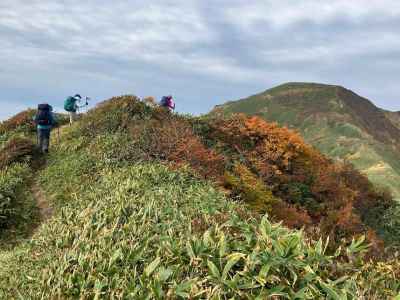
top-left (69, 112), bottom-right (74, 125)
top-left (43, 129), bottom-right (51, 153)
top-left (38, 129), bottom-right (46, 153)
top-left (38, 129), bottom-right (43, 151)
top-left (69, 111), bottom-right (77, 125)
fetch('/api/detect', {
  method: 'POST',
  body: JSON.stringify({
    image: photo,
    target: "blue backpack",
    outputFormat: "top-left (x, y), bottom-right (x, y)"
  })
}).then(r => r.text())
top-left (35, 104), bottom-right (53, 126)
top-left (160, 96), bottom-right (168, 107)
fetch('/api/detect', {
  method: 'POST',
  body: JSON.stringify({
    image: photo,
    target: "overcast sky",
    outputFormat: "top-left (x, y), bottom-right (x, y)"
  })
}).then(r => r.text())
top-left (1, 0), bottom-right (399, 121)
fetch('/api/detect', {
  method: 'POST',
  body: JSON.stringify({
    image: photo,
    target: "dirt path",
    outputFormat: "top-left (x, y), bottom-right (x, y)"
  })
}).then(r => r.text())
top-left (31, 182), bottom-right (53, 222)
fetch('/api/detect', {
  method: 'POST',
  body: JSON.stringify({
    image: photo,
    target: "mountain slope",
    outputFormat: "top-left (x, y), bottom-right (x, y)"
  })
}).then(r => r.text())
top-left (1, 97), bottom-right (399, 298)
top-left (211, 82), bottom-right (400, 200)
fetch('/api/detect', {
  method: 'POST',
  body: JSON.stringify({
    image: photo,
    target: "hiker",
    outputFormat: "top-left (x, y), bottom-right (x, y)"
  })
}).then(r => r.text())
top-left (160, 95), bottom-right (175, 112)
top-left (64, 94), bottom-right (82, 125)
top-left (34, 103), bottom-right (56, 154)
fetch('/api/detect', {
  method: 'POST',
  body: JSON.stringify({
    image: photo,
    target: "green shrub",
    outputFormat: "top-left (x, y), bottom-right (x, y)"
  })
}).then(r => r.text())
top-left (224, 163), bottom-right (280, 212)
top-left (380, 204), bottom-right (400, 246)
top-left (1, 164), bottom-right (399, 298)
top-left (0, 163), bottom-right (34, 232)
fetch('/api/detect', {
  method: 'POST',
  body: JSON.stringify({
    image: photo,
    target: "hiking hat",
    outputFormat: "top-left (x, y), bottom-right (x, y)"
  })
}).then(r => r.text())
top-left (74, 94), bottom-right (82, 99)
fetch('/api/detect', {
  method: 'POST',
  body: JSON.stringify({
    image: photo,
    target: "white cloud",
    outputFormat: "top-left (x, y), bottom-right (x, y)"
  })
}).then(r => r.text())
top-left (224, 0), bottom-right (400, 29)
top-left (0, 0), bottom-right (399, 112)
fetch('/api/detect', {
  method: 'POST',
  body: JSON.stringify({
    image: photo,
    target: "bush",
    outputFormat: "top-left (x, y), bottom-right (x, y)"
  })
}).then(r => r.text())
top-left (133, 118), bottom-right (225, 181)
top-left (0, 137), bottom-right (37, 169)
top-left (0, 109), bottom-right (36, 135)
top-left (2, 163), bottom-right (398, 298)
top-left (77, 95), bottom-right (152, 137)
top-left (0, 163), bottom-right (33, 231)
top-left (66, 98), bottom-right (396, 248)
top-left (202, 114), bottom-right (394, 248)
top-left (224, 163), bottom-right (279, 212)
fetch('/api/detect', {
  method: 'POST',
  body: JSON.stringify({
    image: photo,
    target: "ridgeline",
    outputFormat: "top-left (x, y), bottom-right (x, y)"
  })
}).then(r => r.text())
top-left (0, 96), bottom-right (399, 298)
top-left (211, 82), bottom-right (400, 200)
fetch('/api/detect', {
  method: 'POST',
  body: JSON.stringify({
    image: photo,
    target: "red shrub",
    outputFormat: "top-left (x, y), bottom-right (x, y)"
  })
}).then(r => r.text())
top-left (0, 109), bottom-right (36, 134)
top-left (133, 118), bottom-right (225, 181)
top-left (203, 114), bottom-right (387, 247)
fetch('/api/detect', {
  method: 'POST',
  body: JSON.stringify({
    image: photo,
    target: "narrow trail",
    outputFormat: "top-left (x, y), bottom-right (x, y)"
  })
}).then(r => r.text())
top-left (31, 182), bottom-right (53, 222)
top-left (27, 124), bottom-right (69, 231)
top-left (29, 124), bottom-right (68, 224)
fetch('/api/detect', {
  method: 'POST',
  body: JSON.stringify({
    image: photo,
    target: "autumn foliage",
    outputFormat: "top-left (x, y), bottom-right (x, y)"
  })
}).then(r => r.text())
top-left (200, 114), bottom-right (393, 247)
top-left (0, 137), bottom-right (37, 169)
top-left (75, 96), bottom-right (394, 249)
top-left (0, 109), bottom-right (36, 135)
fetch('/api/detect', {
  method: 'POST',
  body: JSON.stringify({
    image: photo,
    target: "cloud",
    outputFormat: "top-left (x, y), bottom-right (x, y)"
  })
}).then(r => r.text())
top-left (223, 1), bottom-right (400, 29)
top-left (0, 0), bottom-right (399, 119)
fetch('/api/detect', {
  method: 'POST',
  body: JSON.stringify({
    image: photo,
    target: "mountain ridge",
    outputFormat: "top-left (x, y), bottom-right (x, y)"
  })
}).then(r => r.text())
top-left (211, 82), bottom-right (400, 199)
top-left (1, 96), bottom-right (400, 297)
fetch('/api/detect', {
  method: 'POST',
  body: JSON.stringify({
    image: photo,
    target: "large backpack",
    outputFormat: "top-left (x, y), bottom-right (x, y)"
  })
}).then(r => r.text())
top-left (160, 96), bottom-right (168, 107)
top-left (64, 96), bottom-right (77, 112)
top-left (160, 96), bottom-right (175, 110)
top-left (35, 104), bottom-right (52, 126)
top-left (167, 97), bottom-right (175, 110)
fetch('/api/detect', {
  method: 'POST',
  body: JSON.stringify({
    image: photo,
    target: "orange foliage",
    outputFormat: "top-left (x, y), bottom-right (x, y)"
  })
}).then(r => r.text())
top-left (83, 97), bottom-right (391, 251)
top-left (271, 202), bottom-right (312, 229)
top-left (0, 109), bottom-right (36, 134)
top-left (133, 118), bottom-right (225, 181)
top-left (205, 114), bottom-right (388, 247)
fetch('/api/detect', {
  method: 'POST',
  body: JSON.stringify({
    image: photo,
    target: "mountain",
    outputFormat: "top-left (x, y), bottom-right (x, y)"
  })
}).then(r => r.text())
top-left (385, 110), bottom-right (400, 130)
top-left (1, 96), bottom-right (400, 298)
top-left (211, 82), bottom-right (400, 200)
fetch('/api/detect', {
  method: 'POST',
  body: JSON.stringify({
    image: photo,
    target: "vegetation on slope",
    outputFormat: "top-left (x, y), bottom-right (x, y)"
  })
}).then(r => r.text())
top-left (0, 110), bottom-right (68, 245)
top-left (211, 82), bottom-right (400, 200)
top-left (0, 96), bottom-right (399, 298)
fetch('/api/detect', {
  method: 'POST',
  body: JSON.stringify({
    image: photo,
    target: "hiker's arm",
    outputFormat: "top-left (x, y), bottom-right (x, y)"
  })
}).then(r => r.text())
top-left (77, 100), bottom-right (88, 109)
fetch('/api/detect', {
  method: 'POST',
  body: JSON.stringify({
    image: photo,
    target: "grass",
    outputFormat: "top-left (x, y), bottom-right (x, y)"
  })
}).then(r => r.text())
top-left (0, 163), bottom-right (39, 247)
top-left (0, 97), bottom-right (399, 298)
top-left (2, 157), bottom-right (398, 298)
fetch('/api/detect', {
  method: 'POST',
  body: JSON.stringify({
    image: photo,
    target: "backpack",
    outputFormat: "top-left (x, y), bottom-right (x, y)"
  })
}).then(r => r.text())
top-left (160, 96), bottom-right (175, 110)
top-left (167, 98), bottom-right (175, 110)
top-left (35, 104), bottom-right (52, 126)
top-left (160, 96), bottom-right (168, 107)
top-left (64, 96), bottom-right (77, 112)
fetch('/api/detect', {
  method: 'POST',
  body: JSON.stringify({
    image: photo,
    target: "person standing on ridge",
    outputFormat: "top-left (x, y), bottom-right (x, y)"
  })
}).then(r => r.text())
top-left (64, 94), bottom-right (82, 125)
top-left (34, 103), bottom-right (57, 154)
top-left (160, 95), bottom-right (175, 112)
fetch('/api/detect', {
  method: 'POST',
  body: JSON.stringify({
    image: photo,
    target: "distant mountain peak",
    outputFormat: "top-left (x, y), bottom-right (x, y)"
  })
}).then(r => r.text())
top-left (272, 82), bottom-right (341, 89)
top-left (210, 82), bottom-right (400, 200)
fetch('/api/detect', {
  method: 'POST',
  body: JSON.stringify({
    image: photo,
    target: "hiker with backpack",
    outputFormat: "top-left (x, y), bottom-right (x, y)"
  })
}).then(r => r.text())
top-left (160, 95), bottom-right (175, 112)
top-left (34, 103), bottom-right (57, 154)
top-left (64, 94), bottom-right (82, 125)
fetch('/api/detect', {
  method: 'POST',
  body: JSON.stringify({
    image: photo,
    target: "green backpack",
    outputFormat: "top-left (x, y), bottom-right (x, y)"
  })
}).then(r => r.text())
top-left (64, 97), bottom-right (77, 112)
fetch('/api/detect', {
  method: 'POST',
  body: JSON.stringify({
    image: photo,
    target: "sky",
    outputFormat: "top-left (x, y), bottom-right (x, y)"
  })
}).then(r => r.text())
top-left (0, 0), bottom-right (399, 121)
